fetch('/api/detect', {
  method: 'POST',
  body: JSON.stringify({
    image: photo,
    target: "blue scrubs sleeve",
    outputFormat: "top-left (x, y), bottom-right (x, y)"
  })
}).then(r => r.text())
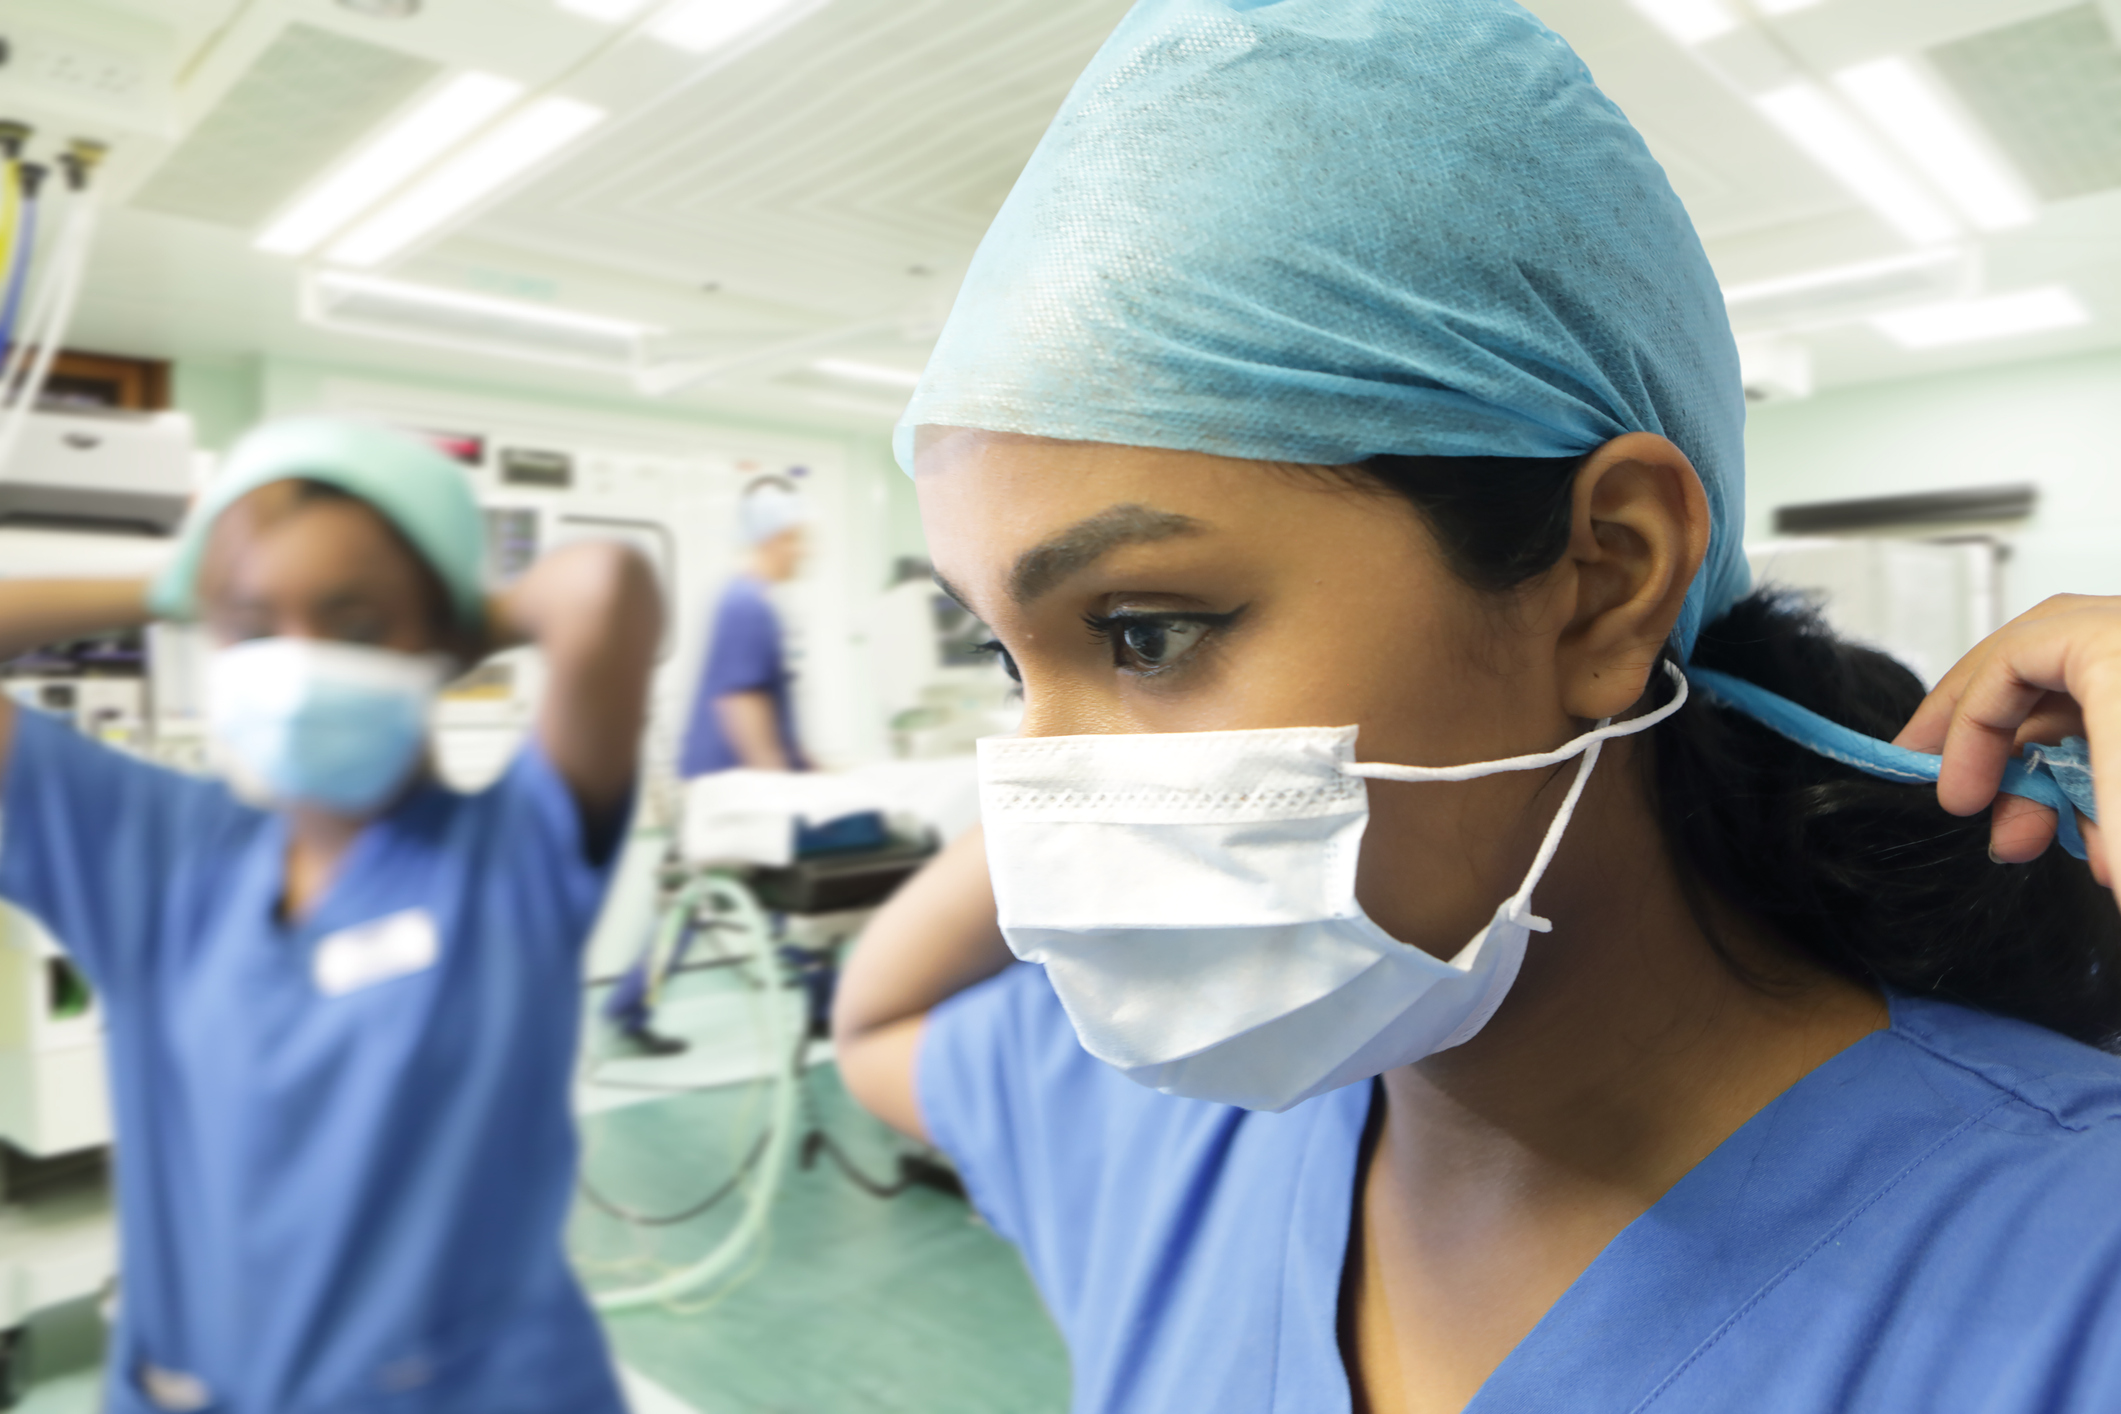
top-left (0, 706), bottom-right (251, 994)
top-left (919, 963), bottom-right (1123, 1322)
top-left (489, 735), bottom-right (632, 917)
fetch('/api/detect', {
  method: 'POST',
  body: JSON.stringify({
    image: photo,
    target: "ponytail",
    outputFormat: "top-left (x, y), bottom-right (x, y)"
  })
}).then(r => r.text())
top-left (1359, 452), bottom-right (2121, 1048)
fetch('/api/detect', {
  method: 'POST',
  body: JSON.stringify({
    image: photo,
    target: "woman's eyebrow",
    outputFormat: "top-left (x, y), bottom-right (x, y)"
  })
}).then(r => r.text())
top-left (1008, 504), bottom-right (1204, 607)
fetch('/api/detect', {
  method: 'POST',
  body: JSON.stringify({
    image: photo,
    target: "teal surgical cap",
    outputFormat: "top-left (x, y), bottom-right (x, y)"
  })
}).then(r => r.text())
top-left (897, 0), bottom-right (1751, 656)
top-left (151, 417), bottom-right (486, 629)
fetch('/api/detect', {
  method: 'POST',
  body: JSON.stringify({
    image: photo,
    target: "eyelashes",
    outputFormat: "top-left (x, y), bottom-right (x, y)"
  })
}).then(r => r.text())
top-left (973, 605), bottom-right (1249, 689)
top-left (1083, 606), bottom-right (1246, 675)
top-left (971, 638), bottom-right (1020, 684)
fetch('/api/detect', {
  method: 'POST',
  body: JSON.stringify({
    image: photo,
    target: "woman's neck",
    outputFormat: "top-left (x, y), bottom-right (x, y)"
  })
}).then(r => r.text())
top-left (1345, 738), bottom-right (1886, 1414)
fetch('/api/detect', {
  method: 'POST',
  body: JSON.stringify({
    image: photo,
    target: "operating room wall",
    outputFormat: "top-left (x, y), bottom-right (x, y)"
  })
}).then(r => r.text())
top-left (1743, 349), bottom-right (2121, 616)
top-left (171, 355), bottom-right (264, 453)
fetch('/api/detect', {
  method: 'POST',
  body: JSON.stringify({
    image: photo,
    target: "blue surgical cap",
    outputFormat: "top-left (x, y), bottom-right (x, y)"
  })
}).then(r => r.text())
top-left (897, 0), bottom-right (1750, 655)
top-left (151, 417), bottom-right (487, 629)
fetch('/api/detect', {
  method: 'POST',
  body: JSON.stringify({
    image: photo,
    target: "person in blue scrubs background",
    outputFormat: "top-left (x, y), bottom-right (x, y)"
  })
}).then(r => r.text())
top-left (832, 4), bottom-right (2121, 1413)
top-left (679, 475), bottom-right (809, 776)
top-left (0, 418), bottom-right (661, 1414)
top-left (605, 475), bottom-right (808, 1054)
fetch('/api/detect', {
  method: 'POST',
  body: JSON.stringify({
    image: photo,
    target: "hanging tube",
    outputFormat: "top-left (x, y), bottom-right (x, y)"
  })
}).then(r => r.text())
top-left (0, 181), bottom-right (97, 474)
top-left (0, 162), bottom-right (21, 352)
top-left (593, 873), bottom-right (802, 1311)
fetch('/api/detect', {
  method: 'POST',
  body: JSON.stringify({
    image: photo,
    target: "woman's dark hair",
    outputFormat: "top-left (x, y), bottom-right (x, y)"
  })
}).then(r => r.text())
top-left (1364, 452), bottom-right (2121, 1049)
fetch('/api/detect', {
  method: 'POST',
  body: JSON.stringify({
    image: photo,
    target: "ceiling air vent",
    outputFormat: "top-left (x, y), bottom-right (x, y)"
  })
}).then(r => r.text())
top-left (1928, 5), bottom-right (2121, 203)
top-left (301, 270), bottom-right (648, 374)
top-left (131, 23), bottom-right (439, 230)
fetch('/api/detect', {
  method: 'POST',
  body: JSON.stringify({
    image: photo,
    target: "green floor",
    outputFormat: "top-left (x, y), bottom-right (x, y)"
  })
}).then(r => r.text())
top-left (572, 1059), bottom-right (1070, 1414)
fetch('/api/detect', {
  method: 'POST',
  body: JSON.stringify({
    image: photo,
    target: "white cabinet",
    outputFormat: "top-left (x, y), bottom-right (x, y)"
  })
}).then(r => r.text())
top-left (0, 904), bottom-right (111, 1161)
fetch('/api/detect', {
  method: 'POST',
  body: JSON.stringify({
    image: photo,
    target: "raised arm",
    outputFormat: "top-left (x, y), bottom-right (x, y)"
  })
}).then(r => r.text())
top-left (0, 579), bottom-right (152, 787)
top-left (487, 542), bottom-right (663, 836)
top-left (714, 690), bottom-right (792, 770)
top-left (832, 824), bottom-right (1016, 1140)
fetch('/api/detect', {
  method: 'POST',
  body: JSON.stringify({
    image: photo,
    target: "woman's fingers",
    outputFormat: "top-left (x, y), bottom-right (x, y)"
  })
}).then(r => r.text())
top-left (1895, 594), bottom-right (2086, 754)
top-left (1988, 793), bottom-right (2057, 864)
top-left (1899, 596), bottom-right (2121, 890)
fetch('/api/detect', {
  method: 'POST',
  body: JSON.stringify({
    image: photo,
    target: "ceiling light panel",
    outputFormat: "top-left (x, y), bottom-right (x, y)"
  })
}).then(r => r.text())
top-left (256, 71), bottom-right (522, 256)
top-left (327, 96), bottom-right (606, 267)
top-left (314, 270), bottom-right (650, 334)
top-left (811, 357), bottom-right (923, 388)
top-left (556, 0), bottom-right (654, 18)
top-left (649, 0), bottom-right (809, 53)
top-left (304, 269), bottom-right (652, 371)
top-left (1870, 287), bottom-right (2089, 348)
top-left (1752, 0), bottom-right (1827, 14)
top-left (1721, 248), bottom-right (1977, 333)
top-left (1628, 0), bottom-right (1740, 46)
top-left (1833, 58), bottom-right (2034, 231)
top-left (1722, 249), bottom-right (1966, 307)
top-left (1752, 83), bottom-right (1959, 244)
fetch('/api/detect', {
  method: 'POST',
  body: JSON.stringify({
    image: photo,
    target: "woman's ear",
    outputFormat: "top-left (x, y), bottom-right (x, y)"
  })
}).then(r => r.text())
top-left (1552, 433), bottom-right (1709, 720)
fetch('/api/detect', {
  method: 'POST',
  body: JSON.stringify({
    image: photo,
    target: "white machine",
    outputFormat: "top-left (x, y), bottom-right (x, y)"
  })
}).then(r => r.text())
top-left (867, 568), bottom-right (1020, 760)
top-left (1747, 537), bottom-right (2003, 688)
top-left (0, 409), bottom-right (193, 534)
top-left (0, 423), bottom-right (191, 1376)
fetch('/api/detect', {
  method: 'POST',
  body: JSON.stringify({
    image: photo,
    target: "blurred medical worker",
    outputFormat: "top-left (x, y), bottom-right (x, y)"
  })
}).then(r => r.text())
top-left (679, 476), bottom-right (809, 775)
top-left (606, 475), bottom-right (809, 1053)
top-left (0, 418), bottom-right (660, 1414)
top-left (834, 4), bottom-right (2121, 1412)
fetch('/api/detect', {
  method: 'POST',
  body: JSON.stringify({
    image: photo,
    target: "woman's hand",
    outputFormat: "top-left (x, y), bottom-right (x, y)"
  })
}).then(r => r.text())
top-left (1894, 594), bottom-right (2120, 893)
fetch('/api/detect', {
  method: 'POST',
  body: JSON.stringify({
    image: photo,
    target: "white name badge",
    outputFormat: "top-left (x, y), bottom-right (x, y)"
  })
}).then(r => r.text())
top-left (313, 908), bottom-right (440, 998)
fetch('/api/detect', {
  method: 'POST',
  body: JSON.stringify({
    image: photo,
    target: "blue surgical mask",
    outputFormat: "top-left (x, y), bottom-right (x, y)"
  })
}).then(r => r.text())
top-left (207, 638), bottom-right (448, 815)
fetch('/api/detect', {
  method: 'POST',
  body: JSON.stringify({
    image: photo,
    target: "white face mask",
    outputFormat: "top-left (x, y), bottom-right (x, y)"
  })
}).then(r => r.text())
top-left (977, 662), bottom-right (1689, 1112)
top-left (207, 638), bottom-right (448, 815)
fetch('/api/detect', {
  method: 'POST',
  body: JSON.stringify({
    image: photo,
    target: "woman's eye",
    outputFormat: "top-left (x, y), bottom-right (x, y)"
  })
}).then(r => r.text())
top-left (1116, 618), bottom-right (1209, 670)
top-left (1088, 609), bottom-right (1241, 674)
top-left (973, 639), bottom-right (1021, 683)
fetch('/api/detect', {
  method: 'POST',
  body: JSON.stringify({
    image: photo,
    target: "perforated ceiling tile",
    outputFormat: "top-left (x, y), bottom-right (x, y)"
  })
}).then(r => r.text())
top-left (1929, 4), bottom-right (2121, 203)
top-left (132, 23), bottom-right (440, 230)
top-left (467, 0), bottom-right (1136, 319)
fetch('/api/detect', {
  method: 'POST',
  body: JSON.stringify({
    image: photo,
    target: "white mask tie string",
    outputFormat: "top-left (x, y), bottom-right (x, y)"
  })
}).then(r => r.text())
top-left (1341, 661), bottom-right (1690, 784)
top-left (1342, 661), bottom-right (1691, 931)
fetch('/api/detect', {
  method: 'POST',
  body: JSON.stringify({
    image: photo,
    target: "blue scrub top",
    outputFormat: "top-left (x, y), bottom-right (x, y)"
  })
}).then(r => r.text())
top-left (0, 707), bottom-right (627, 1414)
top-left (678, 574), bottom-right (803, 776)
top-left (921, 962), bottom-right (2121, 1413)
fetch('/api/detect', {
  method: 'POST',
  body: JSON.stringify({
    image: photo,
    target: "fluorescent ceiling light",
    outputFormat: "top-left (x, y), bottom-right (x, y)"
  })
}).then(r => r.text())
top-left (1628, 0), bottom-right (1740, 46)
top-left (811, 357), bottom-right (922, 389)
top-left (555, 0), bottom-right (652, 18)
top-left (1753, 83), bottom-right (1959, 245)
top-left (1721, 248), bottom-right (1962, 306)
top-left (255, 72), bottom-right (523, 256)
top-left (1870, 287), bottom-right (2089, 348)
top-left (1754, 0), bottom-right (1826, 13)
top-left (328, 96), bottom-right (605, 267)
top-left (311, 269), bottom-right (652, 335)
top-left (649, 0), bottom-right (806, 52)
top-left (1833, 58), bottom-right (2034, 232)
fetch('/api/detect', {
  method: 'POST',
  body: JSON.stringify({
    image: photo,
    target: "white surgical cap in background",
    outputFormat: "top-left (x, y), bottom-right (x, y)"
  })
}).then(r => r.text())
top-left (740, 481), bottom-right (808, 547)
